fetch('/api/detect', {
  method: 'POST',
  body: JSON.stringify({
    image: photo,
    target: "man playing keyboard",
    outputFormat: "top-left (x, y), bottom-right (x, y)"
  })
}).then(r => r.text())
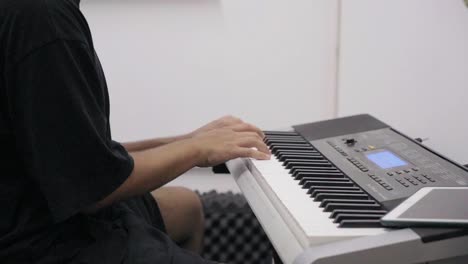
top-left (0, 0), bottom-right (270, 263)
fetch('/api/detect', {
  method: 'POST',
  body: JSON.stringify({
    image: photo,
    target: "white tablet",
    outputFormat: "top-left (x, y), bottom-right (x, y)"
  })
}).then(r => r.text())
top-left (381, 187), bottom-right (468, 228)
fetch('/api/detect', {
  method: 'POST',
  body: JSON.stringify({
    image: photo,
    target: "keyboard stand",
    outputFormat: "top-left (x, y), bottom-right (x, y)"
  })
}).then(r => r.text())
top-left (294, 228), bottom-right (468, 264)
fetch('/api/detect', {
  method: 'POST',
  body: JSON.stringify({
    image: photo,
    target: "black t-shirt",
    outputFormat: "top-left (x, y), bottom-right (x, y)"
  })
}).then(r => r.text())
top-left (0, 0), bottom-right (213, 263)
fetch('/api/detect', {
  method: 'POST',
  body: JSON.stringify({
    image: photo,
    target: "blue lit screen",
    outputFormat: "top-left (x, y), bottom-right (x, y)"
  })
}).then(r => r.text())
top-left (366, 150), bottom-right (408, 169)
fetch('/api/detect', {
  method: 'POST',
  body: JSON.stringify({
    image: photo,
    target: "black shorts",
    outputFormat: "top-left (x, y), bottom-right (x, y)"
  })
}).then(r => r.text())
top-left (119, 192), bottom-right (167, 234)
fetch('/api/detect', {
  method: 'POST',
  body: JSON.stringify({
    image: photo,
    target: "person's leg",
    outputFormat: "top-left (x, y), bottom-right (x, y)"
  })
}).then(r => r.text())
top-left (151, 186), bottom-right (205, 254)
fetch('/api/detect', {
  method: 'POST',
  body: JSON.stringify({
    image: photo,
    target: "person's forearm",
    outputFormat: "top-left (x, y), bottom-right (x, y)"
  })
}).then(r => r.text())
top-left (86, 121), bottom-right (271, 213)
top-left (122, 134), bottom-right (191, 152)
top-left (85, 138), bottom-right (200, 212)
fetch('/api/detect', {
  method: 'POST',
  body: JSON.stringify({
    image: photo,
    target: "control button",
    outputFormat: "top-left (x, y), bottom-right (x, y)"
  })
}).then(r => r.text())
top-left (421, 174), bottom-right (435, 182)
top-left (386, 187), bottom-right (394, 191)
top-left (387, 172), bottom-right (394, 176)
top-left (412, 168), bottom-right (419, 172)
top-left (368, 145), bottom-right (376, 150)
top-left (404, 170), bottom-right (411, 173)
top-left (407, 180), bottom-right (418, 185)
top-left (396, 171), bottom-right (403, 175)
top-left (361, 168), bottom-right (369, 172)
top-left (403, 183), bottom-right (410, 187)
top-left (345, 138), bottom-right (357, 146)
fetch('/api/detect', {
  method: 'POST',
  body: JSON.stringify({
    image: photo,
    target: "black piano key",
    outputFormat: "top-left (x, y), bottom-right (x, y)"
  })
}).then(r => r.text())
top-left (264, 131), bottom-right (299, 136)
top-left (310, 189), bottom-right (365, 197)
top-left (265, 139), bottom-right (309, 145)
top-left (299, 177), bottom-right (350, 185)
top-left (333, 214), bottom-right (385, 224)
top-left (285, 161), bottom-right (331, 169)
top-left (278, 151), bottom-right (322, 157)
top-left (290, 167), bottom-right (337, 175)
top-left (286, 161), bottom-right (332, 169)
top-left (308, 186), bottom-right (361, 194)
top-left (278, 154), bottom-right (325, 162)
top-left (265, 138), bottom-right (305, 143)
top-left (283, 158), bottom-right (327, 165)
top-left (330, 210), bottom-right (388, 218)
top-left (314, 193), bottom-right (369, 202)
top-left (270, 143), bottom-right (312, 148)
top-left (295, 172), bottom-right (345, 180)
top-left (271, 146), bottom-right (316, 154)
top-left (302, 180), bottom-right (355, 189)
top-left (273, 147), bottom-right (317, 153)
top-left (268, 143), bottom-right (315, 153)
top-left (269, 143), bottom-right (311, 149)
top-left (276, 150), bottom-right (320, 157)
top-left (324, 203), bottom-right (382, 212)
top-left (282, 157), bottom-right (328, 165)
top-left (293, 168), bottom-right (341, 174)
top-left (339, 219), bottom-right (382, 228)
top-left (320, 199), bottom-right (376, 208)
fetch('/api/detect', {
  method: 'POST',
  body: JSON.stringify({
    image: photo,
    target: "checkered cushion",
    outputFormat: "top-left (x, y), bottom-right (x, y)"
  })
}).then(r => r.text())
top-left (200, 191), bottom-right (272, 264)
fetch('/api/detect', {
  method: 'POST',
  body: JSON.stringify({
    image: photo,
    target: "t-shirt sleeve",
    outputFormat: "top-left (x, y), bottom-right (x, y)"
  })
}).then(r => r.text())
top-left (9, 39), bottom-right (134, 222)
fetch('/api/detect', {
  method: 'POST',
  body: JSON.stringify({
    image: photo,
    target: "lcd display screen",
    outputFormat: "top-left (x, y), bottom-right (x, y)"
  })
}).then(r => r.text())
top-left (366, 150), bottom-right (408, 169)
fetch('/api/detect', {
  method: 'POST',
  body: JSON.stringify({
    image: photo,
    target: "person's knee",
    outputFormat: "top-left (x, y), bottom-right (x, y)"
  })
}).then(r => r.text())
top-left (175, 187), bottom-right (204, 224)
top-left (154, 186), bottom-right (204, 226)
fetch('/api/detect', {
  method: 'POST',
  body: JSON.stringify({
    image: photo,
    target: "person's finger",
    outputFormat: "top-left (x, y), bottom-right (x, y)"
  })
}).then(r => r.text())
top-left (236, 137), bottom-right (271, 155)
top-left (233, 147), bottom-right (271, 160)
top-left (234, 131), bottom-right (264, 141)
top-left (230, 123), bottom-right (265, 138)
top-left (220, 115), bottom-right (243, 126)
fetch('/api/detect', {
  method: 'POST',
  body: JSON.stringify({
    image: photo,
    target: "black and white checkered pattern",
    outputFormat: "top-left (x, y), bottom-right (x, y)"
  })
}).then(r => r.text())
top-left (200, 191), bottom-right (272, 264)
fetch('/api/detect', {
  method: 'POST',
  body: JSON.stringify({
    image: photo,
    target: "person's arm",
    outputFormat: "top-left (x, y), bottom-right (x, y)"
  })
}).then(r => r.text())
top-left (122, 116), bottom-right (264, 152)
top-left (85, 127), bottom-right (270, 212)
top-left (122, 134), bottom-right (190, 152)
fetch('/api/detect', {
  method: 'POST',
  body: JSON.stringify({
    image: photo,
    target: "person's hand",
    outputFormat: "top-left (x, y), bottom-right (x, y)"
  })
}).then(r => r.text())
top-left (188, 115), bottom-right (265, 139)
top-left (188, 128), bottom-right (271, 167)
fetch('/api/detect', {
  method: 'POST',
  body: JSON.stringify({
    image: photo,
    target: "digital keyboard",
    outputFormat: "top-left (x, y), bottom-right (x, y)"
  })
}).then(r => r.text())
top-left (226, 115), bottom-right (468, 264)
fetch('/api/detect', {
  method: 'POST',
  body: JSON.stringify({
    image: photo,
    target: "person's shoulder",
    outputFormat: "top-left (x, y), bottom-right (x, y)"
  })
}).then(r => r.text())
top-left (0, 0), bottom-right (81, 18)
top-left (0, 0), bottom-right (92, 64)
top-left (44, 0), bottom-right (92, 42)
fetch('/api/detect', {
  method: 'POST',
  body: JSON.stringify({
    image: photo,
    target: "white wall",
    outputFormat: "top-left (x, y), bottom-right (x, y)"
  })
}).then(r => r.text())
top-left (81, 0), bottom-right (338, 142)
top-left (80, 0), bottom-right (468, 191)
top-left (339, 0), bottom-right (468, 164)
